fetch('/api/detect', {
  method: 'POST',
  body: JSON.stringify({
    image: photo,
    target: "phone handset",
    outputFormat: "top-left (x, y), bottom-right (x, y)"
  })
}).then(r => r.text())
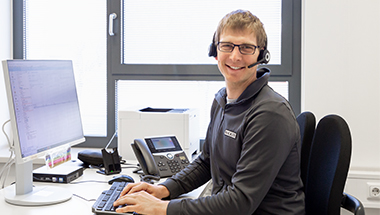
top-left (131, 139), bottom-right (159, 176)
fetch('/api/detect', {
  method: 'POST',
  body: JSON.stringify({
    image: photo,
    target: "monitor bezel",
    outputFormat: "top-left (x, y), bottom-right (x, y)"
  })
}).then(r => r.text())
top-left (2, 59), bottom-right (85, 164)
top-left (2, 59), bottom-right (86, 206)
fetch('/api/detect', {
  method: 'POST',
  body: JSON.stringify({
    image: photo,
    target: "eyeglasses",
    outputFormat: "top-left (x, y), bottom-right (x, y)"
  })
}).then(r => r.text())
top-left (217, 42), bottom-right (259, 55)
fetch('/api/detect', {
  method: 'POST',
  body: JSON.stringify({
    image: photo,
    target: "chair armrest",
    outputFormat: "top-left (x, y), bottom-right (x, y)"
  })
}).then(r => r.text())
top-left (341, 192), bottom-right (365, 215)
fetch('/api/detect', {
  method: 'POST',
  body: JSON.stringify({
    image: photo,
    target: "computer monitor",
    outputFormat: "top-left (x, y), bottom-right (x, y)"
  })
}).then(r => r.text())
top-left (2, 60), bottom-right (85, 206)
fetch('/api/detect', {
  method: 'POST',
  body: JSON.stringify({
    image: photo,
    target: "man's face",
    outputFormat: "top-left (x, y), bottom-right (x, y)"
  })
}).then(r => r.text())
top-left (216, 28), bottom-right (260, 88)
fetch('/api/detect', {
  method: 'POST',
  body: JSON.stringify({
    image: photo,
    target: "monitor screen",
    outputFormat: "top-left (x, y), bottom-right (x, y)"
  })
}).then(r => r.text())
top-left (3, 60), bottom-right (85, 163)
top-left (2, 59), bottom-right (85, 206)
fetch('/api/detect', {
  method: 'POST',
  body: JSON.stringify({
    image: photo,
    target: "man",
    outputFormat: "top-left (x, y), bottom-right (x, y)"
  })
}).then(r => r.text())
top-left (114, 9), bottom-right (305, 215)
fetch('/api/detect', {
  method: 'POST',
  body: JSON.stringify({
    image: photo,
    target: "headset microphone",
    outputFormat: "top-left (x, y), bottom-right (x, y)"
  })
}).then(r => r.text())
top-left (247, 61), bottom-right (261, 69)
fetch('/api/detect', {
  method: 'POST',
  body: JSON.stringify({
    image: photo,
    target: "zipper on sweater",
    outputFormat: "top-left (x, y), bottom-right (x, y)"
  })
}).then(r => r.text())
top-left (216, 108), bottom-right (225, 137)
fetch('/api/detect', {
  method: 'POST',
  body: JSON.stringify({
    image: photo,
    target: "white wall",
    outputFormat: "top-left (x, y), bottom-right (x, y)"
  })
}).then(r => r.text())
top-left (0, 0), bottom-right (11, 147)
top-left (303, 0), bottom-right (380, 171)
top-left (302, 0), bottom-right (380, 212)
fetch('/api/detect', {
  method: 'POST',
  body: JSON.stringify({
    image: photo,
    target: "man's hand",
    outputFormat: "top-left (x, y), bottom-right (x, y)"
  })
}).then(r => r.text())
top-left (119, 182), bottom-right (170, 199)
top-left (114, 190), bottom-right (169, 215)
top-left (113, 182), bottom-right (170, 215)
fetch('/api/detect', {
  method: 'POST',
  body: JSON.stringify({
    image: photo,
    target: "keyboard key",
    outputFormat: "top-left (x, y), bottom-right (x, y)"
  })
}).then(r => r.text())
top-left (92, 181), bottom-right (132, 214)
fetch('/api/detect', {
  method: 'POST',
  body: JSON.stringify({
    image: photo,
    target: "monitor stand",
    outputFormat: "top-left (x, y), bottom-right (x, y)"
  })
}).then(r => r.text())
top-left (3, 160), bottom-right (72, 206)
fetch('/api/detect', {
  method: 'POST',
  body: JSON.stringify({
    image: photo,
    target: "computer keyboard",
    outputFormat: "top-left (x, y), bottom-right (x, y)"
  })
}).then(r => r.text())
top-left (92, 181), bottom-right (135, 215)
top-left (93, 180), bottom-right (212, 215)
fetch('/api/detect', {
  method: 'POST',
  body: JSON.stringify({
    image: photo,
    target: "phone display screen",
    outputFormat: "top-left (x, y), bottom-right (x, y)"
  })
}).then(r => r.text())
top-left (145, 136), bottom-right (182, 153)
top-left (151, 137), bottom-right (176, 150)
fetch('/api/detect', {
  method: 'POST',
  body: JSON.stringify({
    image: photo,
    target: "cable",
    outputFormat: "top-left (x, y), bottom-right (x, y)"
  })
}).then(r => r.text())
top-left (132, 167), bottom-right (142, 174)
top-left (0, 152), bottom-right (14, 188)
top-left (88, 164), bottom-right (103, 170)
top-left (104, 130), bottom-right (117, 149)
top-left (122, 166), bottom-right (139, 169)
top-left (1, 119), bottom-right (15, 189)
top-left (1, 152), bottom-right (14, 188)
top-left (71, 180), bottom-right (109, 202)
top-left (72, 193), bottom-right (97, 202)
top-left (140, 174), bottom-right (160, 184)
top-left (2, 119), bottom-right (12, 149)
top-left (1, 119), bottom-right (13, 147)
top-left (120, 160), bottom-right (139, 166)
top-left (69, 180), bottom-right (108, 185)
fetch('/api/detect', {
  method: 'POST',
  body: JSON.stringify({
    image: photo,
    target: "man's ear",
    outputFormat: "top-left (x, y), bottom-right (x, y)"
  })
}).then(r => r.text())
top-left (214, 56), bottom-right (218, 60)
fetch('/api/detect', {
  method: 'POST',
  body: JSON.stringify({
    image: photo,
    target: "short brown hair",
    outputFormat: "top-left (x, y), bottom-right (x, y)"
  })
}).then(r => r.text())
top-left (214, 10), bottom-right (267, 49)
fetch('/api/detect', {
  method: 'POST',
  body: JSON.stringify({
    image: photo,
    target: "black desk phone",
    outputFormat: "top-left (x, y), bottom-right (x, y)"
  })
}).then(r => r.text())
top-left (131, 136), bottom-right (190, 178)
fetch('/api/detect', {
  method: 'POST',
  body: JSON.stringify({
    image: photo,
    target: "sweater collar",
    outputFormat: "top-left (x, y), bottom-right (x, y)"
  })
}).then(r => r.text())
top-left (215, 67), bottom-right (270, 107)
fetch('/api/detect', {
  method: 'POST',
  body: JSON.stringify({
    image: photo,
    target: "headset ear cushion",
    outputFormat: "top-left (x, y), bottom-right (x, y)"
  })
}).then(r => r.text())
top-left (208, 32), bottom-right (217, 57)
top-left (263, 50), bottom-right (271, 64)
top-left (258, 49), bottom-right (270, 64)
top-left (208, 43), bottom-right (217, 57)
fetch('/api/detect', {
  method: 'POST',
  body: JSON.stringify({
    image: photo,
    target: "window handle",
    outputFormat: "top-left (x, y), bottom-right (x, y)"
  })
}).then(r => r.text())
top-left (109, 13), bottom-right (117, 36)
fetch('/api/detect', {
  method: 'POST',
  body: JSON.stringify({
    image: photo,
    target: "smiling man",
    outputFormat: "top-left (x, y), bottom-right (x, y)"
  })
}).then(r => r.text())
top-left (113, 10), bottom-right (305, 215)
top-left (216, 28), bottom-right (261, 99)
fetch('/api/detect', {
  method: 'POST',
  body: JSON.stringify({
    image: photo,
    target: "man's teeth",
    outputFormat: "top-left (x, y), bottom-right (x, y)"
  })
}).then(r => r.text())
top-left (230, 66), bottom-right (242, 70)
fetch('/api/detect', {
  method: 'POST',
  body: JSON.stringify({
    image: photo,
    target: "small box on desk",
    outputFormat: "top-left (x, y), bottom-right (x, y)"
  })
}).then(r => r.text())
top-left (33, 161), bottom-right (84, 183)
top-left (118, 107), bottom-right (200, 161)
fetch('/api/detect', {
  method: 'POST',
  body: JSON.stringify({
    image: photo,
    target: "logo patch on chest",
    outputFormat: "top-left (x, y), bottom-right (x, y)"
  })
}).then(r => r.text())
top-left (224, 129), bottom-right (237, 139)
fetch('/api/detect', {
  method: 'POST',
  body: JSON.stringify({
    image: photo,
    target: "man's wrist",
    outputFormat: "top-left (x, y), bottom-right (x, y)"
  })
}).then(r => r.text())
top-left (157, 185), bottom-right (170, 199)
top-left (157, 200), bottom-right (169, 215)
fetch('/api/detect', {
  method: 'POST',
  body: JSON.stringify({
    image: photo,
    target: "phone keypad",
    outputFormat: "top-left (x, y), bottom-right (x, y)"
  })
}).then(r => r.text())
top-left (153, 152), bottom-right (190, 177)
top-left (167, 160), bottom-right (182, 173)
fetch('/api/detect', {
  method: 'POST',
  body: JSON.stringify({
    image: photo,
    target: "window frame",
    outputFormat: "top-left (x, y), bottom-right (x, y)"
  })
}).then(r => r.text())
top-left (13, 0), bottom-right (301, 148)
top-left (110, 1), bottom-right (294, 77)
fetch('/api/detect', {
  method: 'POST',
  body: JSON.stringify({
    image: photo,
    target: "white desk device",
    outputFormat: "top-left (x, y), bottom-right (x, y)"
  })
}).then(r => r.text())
top-left (118, 107), bottom-right (199, 161)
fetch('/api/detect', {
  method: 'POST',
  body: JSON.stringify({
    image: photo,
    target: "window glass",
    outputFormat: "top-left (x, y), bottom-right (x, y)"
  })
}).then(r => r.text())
top-left (24, 0), bottom-right (107, 136)
top-left (123, 0), bottom-right (281, 65)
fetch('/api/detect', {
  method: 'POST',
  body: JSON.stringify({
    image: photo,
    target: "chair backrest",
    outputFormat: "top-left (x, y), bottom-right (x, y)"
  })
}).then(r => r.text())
top-left (296, 111), bottom-right (316, 188)
top-left (305, 114), bottom-right (352, 215)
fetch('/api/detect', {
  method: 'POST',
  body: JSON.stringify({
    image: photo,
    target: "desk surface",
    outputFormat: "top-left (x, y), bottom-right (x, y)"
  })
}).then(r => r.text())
top-left (0, 159), bottom-right (203, 215)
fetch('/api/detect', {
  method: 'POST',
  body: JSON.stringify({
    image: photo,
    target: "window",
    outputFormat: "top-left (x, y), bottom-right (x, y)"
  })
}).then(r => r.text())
top-left (17, 0), bottom-right (106, 137)
top-left (14, 0), bottom-right (301, 147)
top-left (122, 0), bottom-right (282, 65)
top-left (109, 0), bottom-right (301, 147)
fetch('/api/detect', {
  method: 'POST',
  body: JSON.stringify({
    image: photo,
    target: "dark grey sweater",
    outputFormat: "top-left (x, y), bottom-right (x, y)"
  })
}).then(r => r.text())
top-left (161, 68), bottom-right (305, 215)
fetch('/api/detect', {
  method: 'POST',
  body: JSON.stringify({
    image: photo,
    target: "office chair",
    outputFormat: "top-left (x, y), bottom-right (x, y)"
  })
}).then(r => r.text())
top-left (296, 111), bottom-right (316, 188)
top-left (304, 114), bottom-right (365, 215)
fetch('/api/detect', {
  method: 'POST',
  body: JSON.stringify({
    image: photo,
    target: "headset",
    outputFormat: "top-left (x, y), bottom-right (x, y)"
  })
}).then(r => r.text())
top-left (208, 32), bottom-right (271, 69)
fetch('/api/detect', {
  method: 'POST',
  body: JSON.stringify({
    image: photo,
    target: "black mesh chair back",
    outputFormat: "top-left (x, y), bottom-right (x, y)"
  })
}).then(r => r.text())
top-left (305, 114), bottom-right (352, 215)
top-left (296, 111), bottom-right (316, 189)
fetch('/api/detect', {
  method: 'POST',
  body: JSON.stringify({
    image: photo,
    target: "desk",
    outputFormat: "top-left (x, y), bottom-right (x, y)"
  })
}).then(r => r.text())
top-left (0, 159), bottom-right (204, 215)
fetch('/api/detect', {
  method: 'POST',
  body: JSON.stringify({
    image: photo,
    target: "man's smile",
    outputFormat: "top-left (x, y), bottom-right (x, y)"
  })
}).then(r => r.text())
top-left (227, 64), bottom-right (245, 70)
